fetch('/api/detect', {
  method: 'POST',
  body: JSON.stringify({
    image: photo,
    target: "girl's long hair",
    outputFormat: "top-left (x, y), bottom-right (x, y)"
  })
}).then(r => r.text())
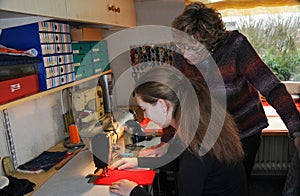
top-left (134, 67), bottom-right (243, 164)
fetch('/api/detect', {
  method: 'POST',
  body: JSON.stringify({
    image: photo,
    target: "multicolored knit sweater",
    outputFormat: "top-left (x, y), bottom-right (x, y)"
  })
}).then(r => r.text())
top-left (168, 30), bottom-right (300, 139)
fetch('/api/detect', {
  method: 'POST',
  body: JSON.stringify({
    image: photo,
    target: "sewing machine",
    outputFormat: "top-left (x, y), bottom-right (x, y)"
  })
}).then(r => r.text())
top-left (72, 84), bottom-right (152, 176)
top-left (90, 110), bottom-right (152, 176)
top-left (72, 86), bottom-right (105, 127)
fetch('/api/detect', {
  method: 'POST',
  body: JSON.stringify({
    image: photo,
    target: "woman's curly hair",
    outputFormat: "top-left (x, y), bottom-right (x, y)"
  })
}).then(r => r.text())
top-left (172, 2), bottom-right (227, 52)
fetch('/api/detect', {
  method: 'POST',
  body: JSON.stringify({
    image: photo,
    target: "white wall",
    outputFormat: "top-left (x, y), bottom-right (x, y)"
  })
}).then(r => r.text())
top-left (0, 92), bottom-right (65, 175)
top-left (135, 0), bottom-right (184, 26)
top-left (106, 0), bottom-right (184, 106)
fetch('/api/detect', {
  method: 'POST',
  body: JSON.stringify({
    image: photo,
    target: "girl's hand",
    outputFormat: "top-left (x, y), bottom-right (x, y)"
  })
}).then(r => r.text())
top-left (138, 147), bottom-right (157, 157)
top-left (110, 157), bottom-right (138, 170)
top-left (139, 142), bottom-right (169, 157)
top-left (109, 179), bottom-right (138, 196)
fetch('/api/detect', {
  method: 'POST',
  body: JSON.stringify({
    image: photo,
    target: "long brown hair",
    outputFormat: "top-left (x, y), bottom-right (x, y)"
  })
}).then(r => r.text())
top-left (172, 2), bottom-right (227, 52)
top-left (134, 67), bottom-right (243, 164)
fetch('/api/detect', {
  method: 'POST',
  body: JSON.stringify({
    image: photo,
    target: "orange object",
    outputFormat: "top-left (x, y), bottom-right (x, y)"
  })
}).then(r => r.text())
top-left (69, 124), bottom-right (81, 144)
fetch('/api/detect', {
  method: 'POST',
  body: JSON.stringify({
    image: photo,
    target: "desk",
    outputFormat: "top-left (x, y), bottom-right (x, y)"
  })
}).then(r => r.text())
top-left (262, 105), bottom-right (288, 136)
top-left (14, 142), bottom-right (68, 195)
top-left (32, 149), bottom-right (116, 196)
top-left (30, 137), bottom-right (160, 196)
top-left (262, 117), bottom-right (288, 136)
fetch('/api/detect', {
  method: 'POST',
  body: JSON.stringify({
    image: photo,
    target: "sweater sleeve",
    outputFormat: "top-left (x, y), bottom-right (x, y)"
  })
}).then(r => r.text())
top-left (236, 33), bottom-right (300, 138)
top-left (138, 136), bottom-right (183, 169)
top-left (130, 186), bottom-right (152, 196)
top-left (160, 126), bottom-right (176, 143)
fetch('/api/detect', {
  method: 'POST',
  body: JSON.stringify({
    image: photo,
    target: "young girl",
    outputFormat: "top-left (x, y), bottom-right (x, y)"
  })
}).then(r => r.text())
top-left (109, 66), bottom-right (246, 196)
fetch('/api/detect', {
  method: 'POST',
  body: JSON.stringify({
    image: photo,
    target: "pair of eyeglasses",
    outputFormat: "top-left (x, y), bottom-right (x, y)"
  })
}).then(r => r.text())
top-left (175, 42), bottom-right (204, 52)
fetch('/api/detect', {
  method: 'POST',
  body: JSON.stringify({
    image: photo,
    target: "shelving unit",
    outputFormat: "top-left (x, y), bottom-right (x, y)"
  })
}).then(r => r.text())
top-left (0, 0), bottom-right (135, 182)
top-left (0, 69), bottom-right (112, 110)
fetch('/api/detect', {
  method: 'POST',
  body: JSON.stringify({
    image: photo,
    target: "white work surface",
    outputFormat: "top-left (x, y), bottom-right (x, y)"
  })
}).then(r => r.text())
top-left (33, 137), bottom-right (161, 196)
top-left (33, 149), bottom-right (116, 196)
top-left (262, 105), bottom-right (288, 132)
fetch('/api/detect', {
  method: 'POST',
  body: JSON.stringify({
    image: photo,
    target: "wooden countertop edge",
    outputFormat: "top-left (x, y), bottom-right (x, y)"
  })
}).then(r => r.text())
top-left (262, 129), bottom-right (288, 136)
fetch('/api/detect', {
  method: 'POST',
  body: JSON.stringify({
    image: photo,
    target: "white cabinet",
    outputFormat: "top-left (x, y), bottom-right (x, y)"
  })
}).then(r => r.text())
top-left (0, 0), bottom-right (67, 19)
top-left (66, 0), bottom-right (110, 25)
top-left (66, 0), bottom-right (136, 28)
top-left (0, 0), bottom-right (136, 28)
top-left (107, 0), bottom-right (136, 27)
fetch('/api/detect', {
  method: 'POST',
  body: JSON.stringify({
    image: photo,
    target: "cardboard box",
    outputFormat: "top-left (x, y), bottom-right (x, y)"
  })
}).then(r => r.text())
top-left (71, 28), bottom-right (102, 41)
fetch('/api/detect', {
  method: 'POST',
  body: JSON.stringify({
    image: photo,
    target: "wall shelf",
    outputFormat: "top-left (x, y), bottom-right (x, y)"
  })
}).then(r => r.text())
top-left (0, 69), bottom-right (112, 111)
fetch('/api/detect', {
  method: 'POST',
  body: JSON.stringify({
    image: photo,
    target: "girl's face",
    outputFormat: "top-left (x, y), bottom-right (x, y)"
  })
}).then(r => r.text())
top-left (136, 96), bottom-right (173, 128)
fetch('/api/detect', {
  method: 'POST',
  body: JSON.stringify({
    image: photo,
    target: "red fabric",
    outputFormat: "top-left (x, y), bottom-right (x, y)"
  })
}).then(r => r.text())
top-left (140, 118), bottom-right (151, 128)
top-left (140, 118), bottom-right (163, 135)
top-left (94, 169), bottom-right (156, 186)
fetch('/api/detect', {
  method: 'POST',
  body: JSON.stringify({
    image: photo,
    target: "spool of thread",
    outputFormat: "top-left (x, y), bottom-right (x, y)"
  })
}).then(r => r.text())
top-left (69, 124), bottom-right (81, 144)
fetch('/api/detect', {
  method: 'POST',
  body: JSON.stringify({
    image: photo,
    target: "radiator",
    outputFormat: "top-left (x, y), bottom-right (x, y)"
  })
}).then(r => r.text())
top-left (253, 135), bottom-right (295, 175)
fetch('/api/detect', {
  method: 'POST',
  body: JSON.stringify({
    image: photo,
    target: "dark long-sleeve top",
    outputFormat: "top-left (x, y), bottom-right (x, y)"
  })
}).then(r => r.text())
top-left (130, 186), bottom-right (151, 196)
top-left (163, 30), bottom-right (300, 140)
top-left (131, 153), bottom-right (246, 196)
top-left (134, 137), bottom-right (247, 196)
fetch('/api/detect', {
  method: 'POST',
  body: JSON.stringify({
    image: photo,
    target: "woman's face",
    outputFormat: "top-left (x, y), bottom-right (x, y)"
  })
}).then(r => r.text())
top-left (136, 95), bottom-right (173, 128)
top-left (173, 33), bottom-right (209, 65)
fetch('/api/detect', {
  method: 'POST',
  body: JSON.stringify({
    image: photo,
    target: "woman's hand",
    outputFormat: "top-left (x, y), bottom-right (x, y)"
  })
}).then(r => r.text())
top-left (110, 157), bottom-right (138, 170)
top-left (109, 179), bottom-right (138, 196)
top-left (139, 142), bottom-right (169, 157)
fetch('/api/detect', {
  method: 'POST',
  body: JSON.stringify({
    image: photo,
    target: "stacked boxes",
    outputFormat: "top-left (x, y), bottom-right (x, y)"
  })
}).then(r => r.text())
top-left (70, 27), bottom-right (102, 42)
top-left (0, 21), bottom-right (76, 91)
top-left (90, 41), bottom-right (110, 74)
top-left (0, 55), bottom-right (40, 104)
top-left (72, 40), bottom-right (110, 80)
top-left (72, 42), bottom-right (94, 80)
